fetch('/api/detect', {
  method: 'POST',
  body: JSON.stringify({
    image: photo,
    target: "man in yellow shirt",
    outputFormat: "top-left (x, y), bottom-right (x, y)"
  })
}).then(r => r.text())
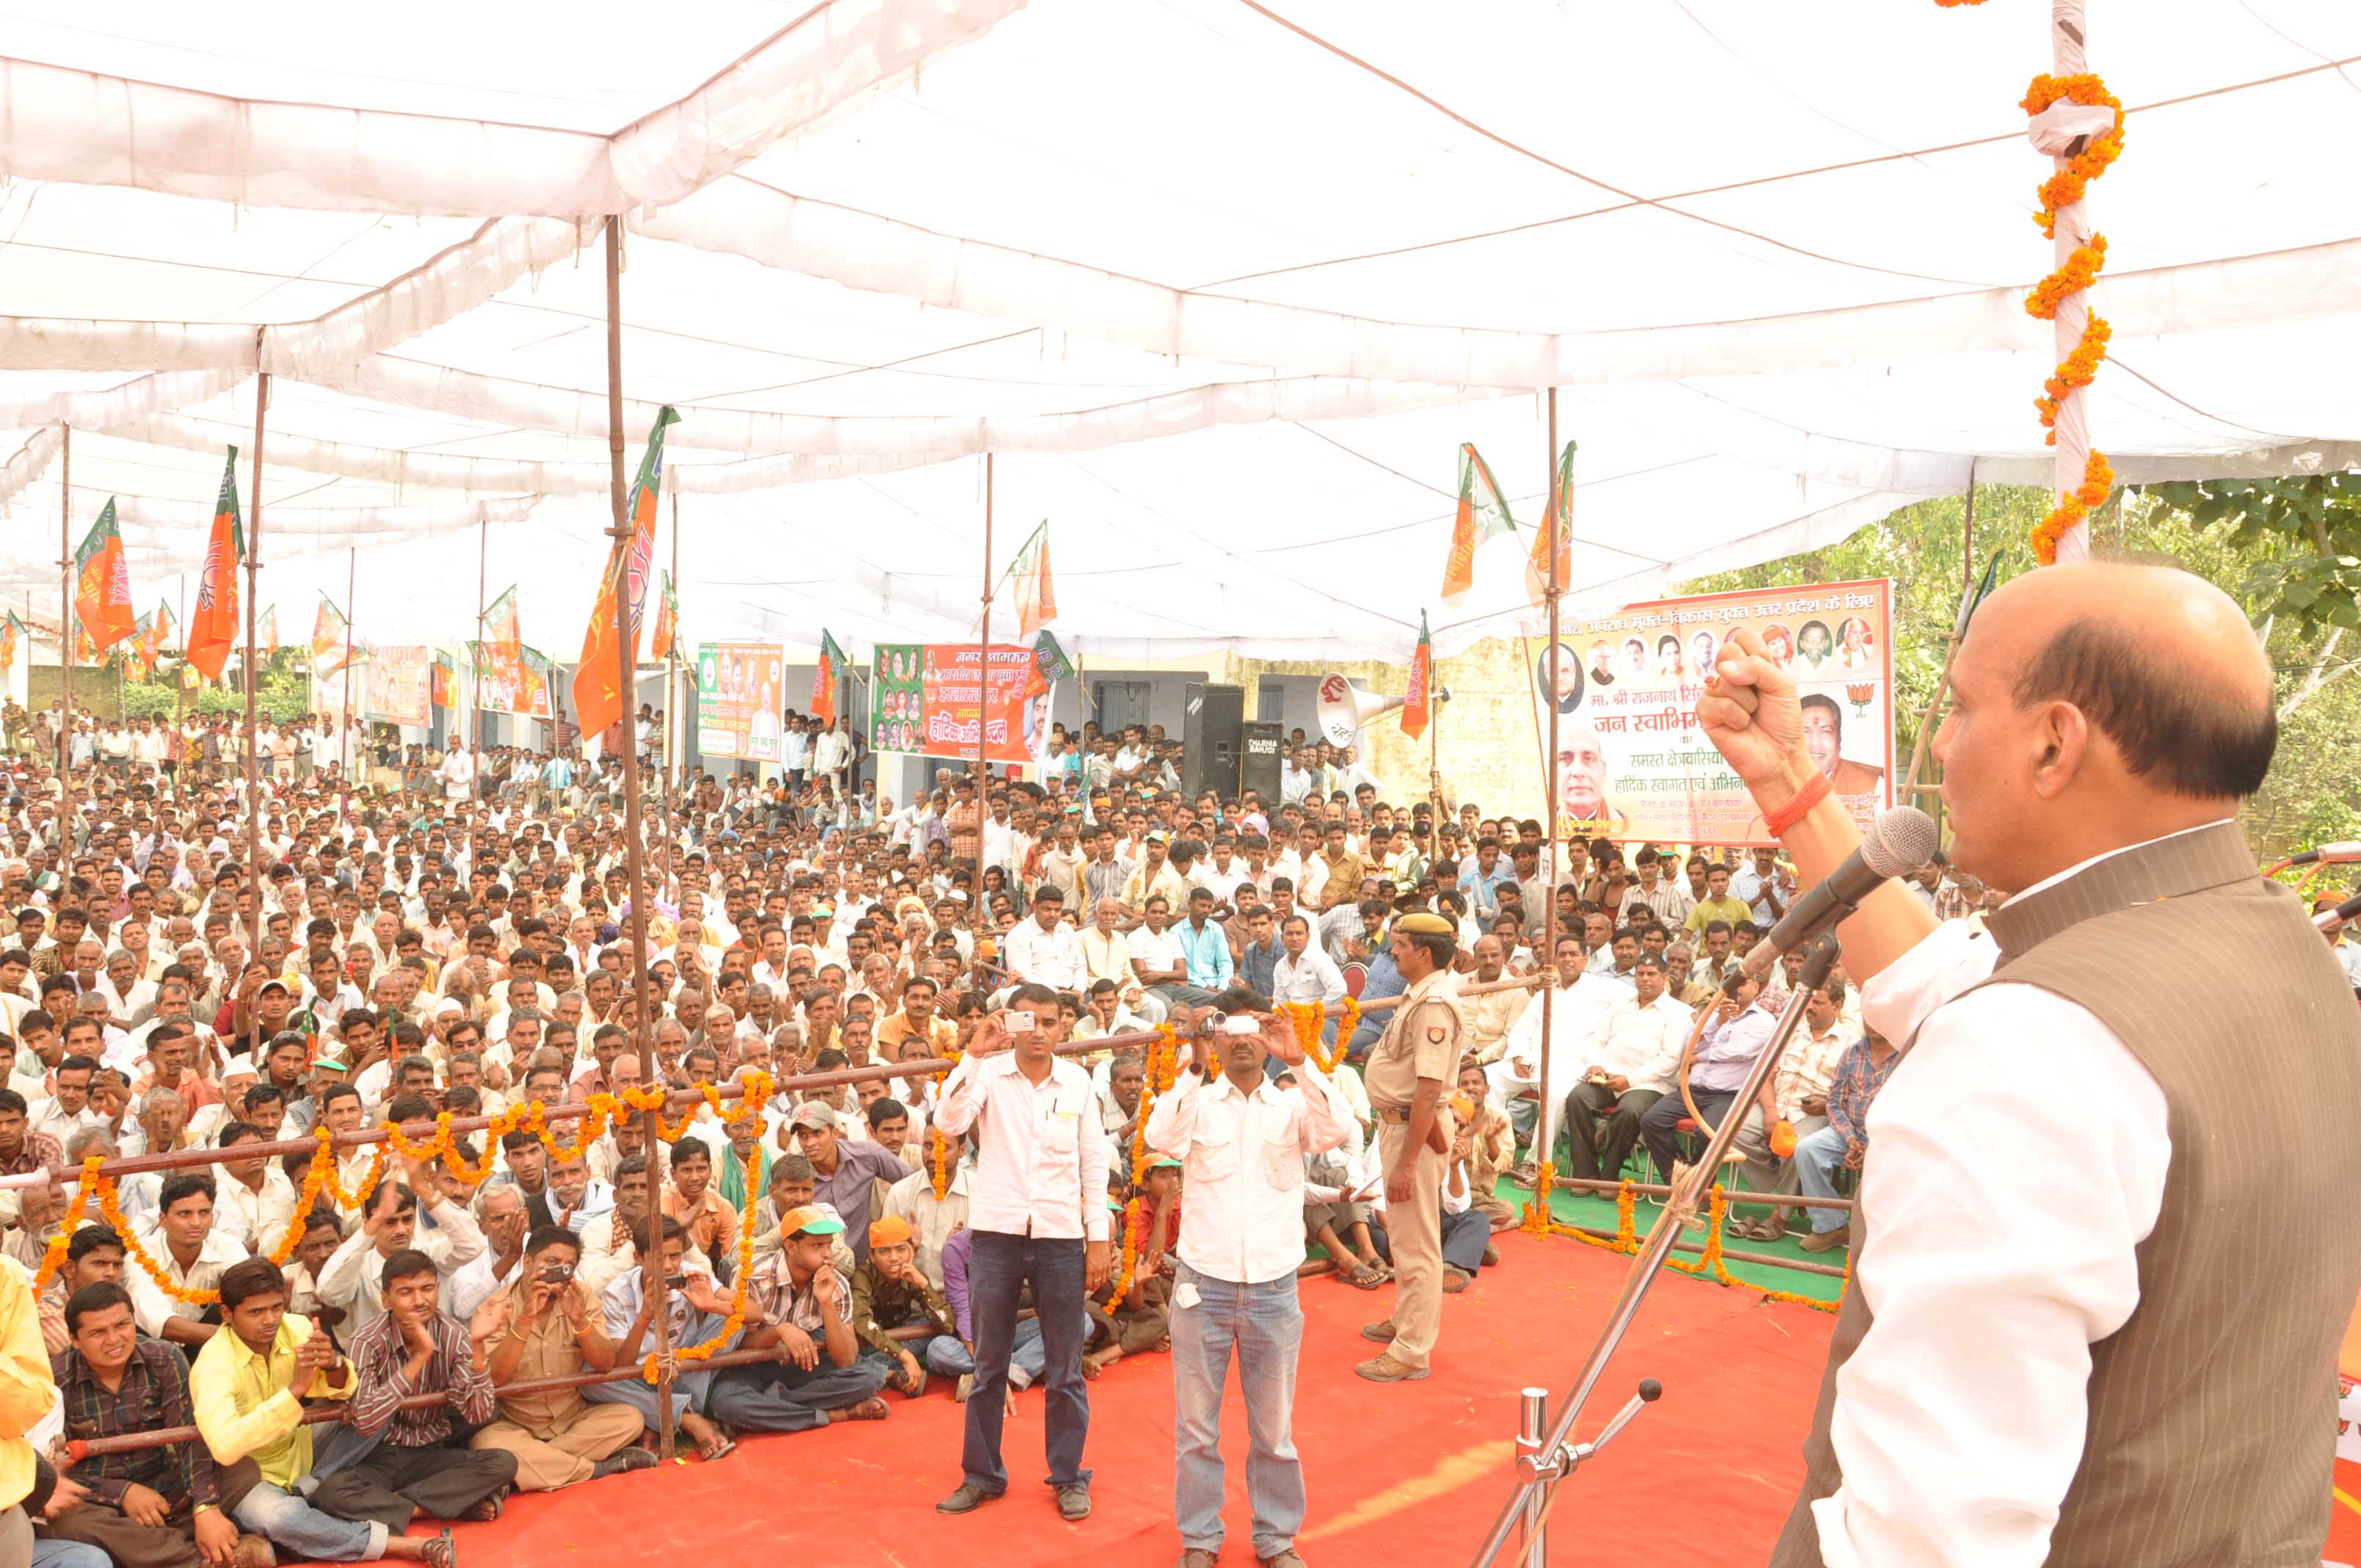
top-left (191, 1257), bottom-right (454, 1567)
top-left (1681, 863), bottom-right (1752, 940)
top-left (0, 1260), bottom-right (49, 1564)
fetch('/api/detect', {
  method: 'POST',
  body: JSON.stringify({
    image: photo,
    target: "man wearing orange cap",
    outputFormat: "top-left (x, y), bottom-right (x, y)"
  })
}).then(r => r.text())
top-left (851, 1215), bottom-right (957, 1398)
top-left (708, 1205), bottom-right (891, 1433)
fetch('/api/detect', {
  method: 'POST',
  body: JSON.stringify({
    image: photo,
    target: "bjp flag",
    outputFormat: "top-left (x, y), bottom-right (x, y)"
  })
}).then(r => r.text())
top-left (74, 500), bottom-right (137, 652)
top-left (573, 407), bottom-right (679, 739)
top-left (186, 449), bottom-right (244, 679)
top-left (1400, 611), bottom-right (1434, 741)
top-left (1440, 443), bottom-right (1515, 610)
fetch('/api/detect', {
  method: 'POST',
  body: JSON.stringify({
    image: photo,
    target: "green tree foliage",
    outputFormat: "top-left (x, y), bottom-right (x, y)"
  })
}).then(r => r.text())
top-left (1679, 482), bottom-right (2361, 863)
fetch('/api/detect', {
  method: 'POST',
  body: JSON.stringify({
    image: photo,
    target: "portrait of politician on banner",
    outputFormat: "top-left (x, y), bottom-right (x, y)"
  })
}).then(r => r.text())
top-left (1531, 579), bottom-right (1894, 846)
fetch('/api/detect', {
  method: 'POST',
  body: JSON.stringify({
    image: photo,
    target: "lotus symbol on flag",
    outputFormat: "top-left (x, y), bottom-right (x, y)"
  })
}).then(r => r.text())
top-left (1846, 682), bottom-right (1874, 717)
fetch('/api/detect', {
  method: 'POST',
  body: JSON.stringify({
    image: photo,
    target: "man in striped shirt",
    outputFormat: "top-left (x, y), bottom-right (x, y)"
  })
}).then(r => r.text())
top-left (308, 1247), bottom-right (518, 1534)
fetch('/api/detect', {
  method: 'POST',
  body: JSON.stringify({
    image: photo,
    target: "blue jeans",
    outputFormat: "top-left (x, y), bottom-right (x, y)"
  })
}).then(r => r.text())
top-left (233, 1478), bottom-right (388, 1561)
top-left (924, 1321), bottom-right (1045, 1382)
top-left (32, 1542), bottom-right (113, 1568)
top-left (1794, 1122), bottom-right (1852, 1233)
top-left (1169, 1261), bottom-right (1307, 1556)
top-left (962, 1230), bottom-right (1089, 1495)
top-left (581, 1310), bottom-right (728, 1426)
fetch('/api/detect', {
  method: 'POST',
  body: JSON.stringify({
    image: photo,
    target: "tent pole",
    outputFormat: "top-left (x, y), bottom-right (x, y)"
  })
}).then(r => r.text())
top-left (338, 548), bottom-right (356, 824)
top-left (974, 452), bottom-right (993, 936)
top-left (1529, 385), bottom-right (1562, 1222)
top-left (664, 492), bottom-right (681, 879)
top-left (57, 425), bottom-right (71, 788)
top-left (605, 214), bottom-right (674, 1462)
top-left (474, 512), bottom-right (487, 757)
top-left (243, 375), bottom-right (269, 962)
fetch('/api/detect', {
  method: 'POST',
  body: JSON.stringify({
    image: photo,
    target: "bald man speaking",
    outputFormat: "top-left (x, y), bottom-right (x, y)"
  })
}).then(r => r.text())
top-left (1697, 562), bottom-right (2361, 1567)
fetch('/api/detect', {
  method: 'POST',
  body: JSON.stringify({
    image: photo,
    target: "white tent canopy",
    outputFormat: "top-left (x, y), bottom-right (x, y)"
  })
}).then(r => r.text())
top-left (3, 0), bottom-right (2357, 663)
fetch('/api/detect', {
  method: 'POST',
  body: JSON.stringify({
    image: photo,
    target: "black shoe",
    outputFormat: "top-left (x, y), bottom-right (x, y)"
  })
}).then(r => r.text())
top-left (937, 1482), bottom-right (1000, 1515)
top-left (1057, 1484), bottom-right (1092, 1521)
top-left (592, 1447), bottom-right (659, 1478)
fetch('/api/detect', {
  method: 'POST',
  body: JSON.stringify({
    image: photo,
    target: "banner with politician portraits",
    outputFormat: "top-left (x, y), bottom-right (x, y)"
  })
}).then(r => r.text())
top-left (1528, 578), bottom-right (1895, 846)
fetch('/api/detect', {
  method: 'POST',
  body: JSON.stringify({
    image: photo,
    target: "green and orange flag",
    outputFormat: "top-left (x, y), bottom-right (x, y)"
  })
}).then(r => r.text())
top-left (73, 500), bottom-right (137, 653)
top-left (153, 600), bottom-right (177, 656)
top-left (483, 585), bottom-right (522, 658)
top-left (1441, 443), bottom-right (1515, 609)
top-left (0, 611), bottom-right (21, 683)
top-left (431, 651), bottom-right (457, 709)
top-left (648, 573), bottom-right (679, 663)
top-left (573, 406), bottom-right (679, 740)
top-left (1005, 520), bottom-right (1056, 636)
top-left (1526, 440), bottom-right (1575, 609)
top-left (810, 628), bottom-right (848, 725)
top-left (186, 449), bottom-right (244, 680)
top-left (1401, 611), bottom-right (1434, 741)
top-left (311, 594), bottom-right (350, 673)
top-left (256, 603), bottom-right (277, 653)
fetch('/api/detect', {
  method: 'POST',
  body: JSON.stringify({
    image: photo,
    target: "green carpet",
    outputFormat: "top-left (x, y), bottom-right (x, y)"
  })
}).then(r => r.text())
top-left (1512, 1177), bottom-right (1849, 1306)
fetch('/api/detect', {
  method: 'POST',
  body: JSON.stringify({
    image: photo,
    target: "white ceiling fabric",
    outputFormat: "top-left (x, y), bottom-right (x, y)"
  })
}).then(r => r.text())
top-left (0, 0), bottom-right (2354, 665)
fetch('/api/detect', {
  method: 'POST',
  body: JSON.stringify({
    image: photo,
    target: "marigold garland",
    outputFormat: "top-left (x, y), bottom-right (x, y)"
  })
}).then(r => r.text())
top-left (32, 1076), bottom-right (785, 1313)
top-left (928, 1048), bottom-right (964, 1201)
top-left (642, 1175), bottom-right (760, 1384)
top-left (2020, 73), bottom-right (2126, 239)
top-left (1531, 1178), bottom-right (1841, 1315)
top-left (1520, 1159), bottom-right (1558, 1234)
top-left (1109, 1026), bottom-right (1183, 1302)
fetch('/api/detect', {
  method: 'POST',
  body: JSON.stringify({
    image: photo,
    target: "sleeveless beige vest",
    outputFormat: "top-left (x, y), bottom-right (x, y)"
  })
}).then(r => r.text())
top-left (1769, 821), bottom-right (2361, 1567)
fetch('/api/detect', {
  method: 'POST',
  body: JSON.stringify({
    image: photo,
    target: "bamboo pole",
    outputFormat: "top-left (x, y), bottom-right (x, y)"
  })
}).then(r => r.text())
top-left (243, 377), bottom-right (269, 962)
top-left (1529, 386), bottom-right (1562, 1213)
top-left (661, 490), bottom-right (680, 888)
top-left (603, 215), bottom-right (674, 1462)
top-left (973, 452), bottom-right (993, 936)
top-left (57, 426), bottom-right (71, 788)
top-left (474, 511), bottom-right (487, 757)
top-left (338, 547), bottom-right (355, 823)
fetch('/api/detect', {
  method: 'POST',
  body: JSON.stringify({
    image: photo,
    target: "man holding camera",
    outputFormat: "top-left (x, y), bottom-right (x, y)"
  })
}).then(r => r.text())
top-left (932, 981), bottom-right (1111, 1522)
top-left (1147, 992), bottom-right (1346, 1568)
top-left (466, 1225), bottom-right (654, 1490)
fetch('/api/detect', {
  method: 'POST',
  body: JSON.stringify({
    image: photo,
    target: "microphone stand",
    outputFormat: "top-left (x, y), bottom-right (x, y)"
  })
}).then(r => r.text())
top-left (1471, 932), bottom-right (1843, 1567)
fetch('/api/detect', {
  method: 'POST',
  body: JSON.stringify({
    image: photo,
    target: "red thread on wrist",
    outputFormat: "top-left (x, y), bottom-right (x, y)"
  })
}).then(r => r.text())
top-left (1762, 771), bottom-right (1832, 838)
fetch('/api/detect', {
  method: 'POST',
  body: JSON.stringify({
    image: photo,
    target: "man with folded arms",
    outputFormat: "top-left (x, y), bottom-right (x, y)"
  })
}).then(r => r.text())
top-left (466, 1225), bottom-right (654, 1489)
top-left (309, 1249), bottom-right (517, 1532)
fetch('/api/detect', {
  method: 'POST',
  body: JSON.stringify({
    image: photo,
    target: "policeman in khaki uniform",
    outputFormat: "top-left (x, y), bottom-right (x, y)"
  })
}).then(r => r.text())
top-left (1356, 910), bottom-right (1464, 1383)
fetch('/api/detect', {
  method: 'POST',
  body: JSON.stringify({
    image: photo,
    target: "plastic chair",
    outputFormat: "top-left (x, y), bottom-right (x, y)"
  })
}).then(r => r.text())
top-left (1341, 962), bottom-right (1367, 999)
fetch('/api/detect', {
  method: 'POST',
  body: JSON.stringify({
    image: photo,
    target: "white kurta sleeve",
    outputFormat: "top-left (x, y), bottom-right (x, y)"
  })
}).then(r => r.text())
top-left (1811, 951), bottom-right (2169, 1568)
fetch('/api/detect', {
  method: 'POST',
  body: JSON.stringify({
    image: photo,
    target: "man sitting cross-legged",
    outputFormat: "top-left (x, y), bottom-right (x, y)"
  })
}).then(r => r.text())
top-left (465, 1225), bottom-right (656, 1490)
top-left (708, 1205), bottom-right (891, 1433)
top-left (192, 1257), bottom-right (457, 1567)
top-left (43, 1280), bottom-right (272, 1568)
top-left (307, 1248), bottom-right (519, 1532)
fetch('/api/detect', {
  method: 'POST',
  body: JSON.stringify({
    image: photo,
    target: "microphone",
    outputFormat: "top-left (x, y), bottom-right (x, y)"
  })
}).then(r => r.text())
top-left (2285, 842), bottom-right (2361, 868)
top-left (2314, 893), bottom-right (2361, 934)
top-left (1741, 805), bottom-right (1940, 980)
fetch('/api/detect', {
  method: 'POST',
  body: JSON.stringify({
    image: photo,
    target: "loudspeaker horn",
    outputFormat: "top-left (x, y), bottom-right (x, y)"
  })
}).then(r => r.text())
top-left (1316, 673), bottom-right (1403, 747)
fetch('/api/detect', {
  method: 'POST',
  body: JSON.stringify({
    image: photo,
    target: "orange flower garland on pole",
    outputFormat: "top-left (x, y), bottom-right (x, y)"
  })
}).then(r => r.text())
top-left (1109, 1025), bottom-right (1183, 1302)
top-left (1937, 1), bottom-right (2127, 565)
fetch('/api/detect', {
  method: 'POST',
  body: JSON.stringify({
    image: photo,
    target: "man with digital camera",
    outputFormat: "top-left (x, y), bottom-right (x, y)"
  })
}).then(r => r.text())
top-left (931, 981), bottom-right (1111, 1523)
top-left (465, 1225), bottom-right (655, 1491)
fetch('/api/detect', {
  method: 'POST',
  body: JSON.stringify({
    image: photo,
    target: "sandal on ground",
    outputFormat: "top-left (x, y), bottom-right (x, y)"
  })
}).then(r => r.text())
top-left (697, 1431), bottom-right (738, 1462)
top-left (460, 1491), bottom-right (503, 1523)
top-left (1341, 1261), bottom-right (1385, 1290)
top-left (846, 1395), bottom-right (891, 1420)
top-left (421, 1529), bottom-right (457, 1568)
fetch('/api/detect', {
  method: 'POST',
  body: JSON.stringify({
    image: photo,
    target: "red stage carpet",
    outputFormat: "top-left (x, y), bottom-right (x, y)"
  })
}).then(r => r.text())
top-left (309, 1231), bottom-right (1835, 1567)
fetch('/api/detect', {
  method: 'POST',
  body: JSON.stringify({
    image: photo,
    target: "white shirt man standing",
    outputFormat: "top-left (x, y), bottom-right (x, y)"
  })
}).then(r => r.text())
top-left (1148, 1004), bottom-right (1344, 1567)
top-left (931, 984), bottom-right (1111, 1522)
